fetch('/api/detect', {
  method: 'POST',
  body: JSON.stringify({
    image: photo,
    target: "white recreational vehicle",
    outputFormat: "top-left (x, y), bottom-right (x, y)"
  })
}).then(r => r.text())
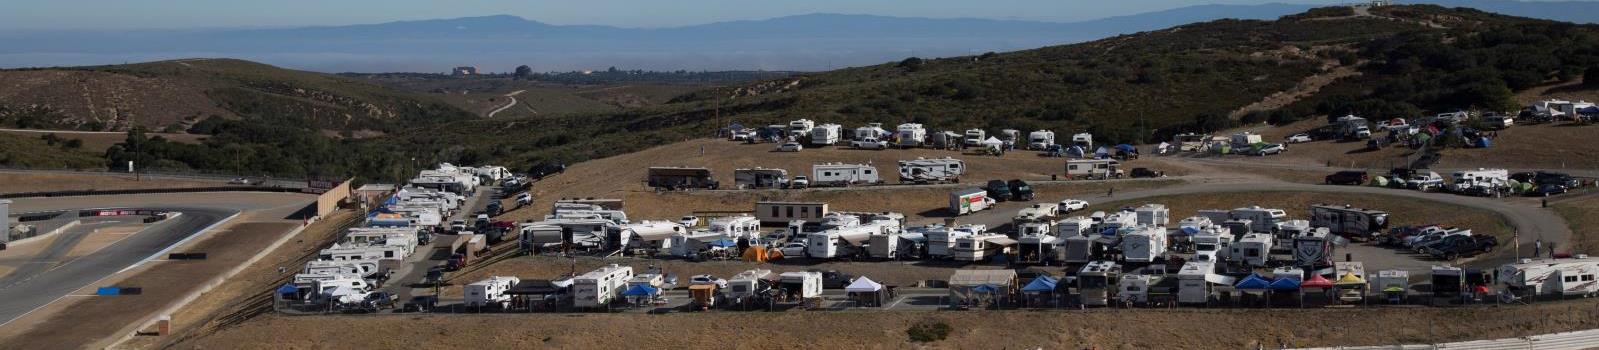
top-left (806, 225), bottom-right (886, 259)
top-left (1230, 206), bottom-right (1287, 233)
top-left (1231, 233), bottom-right (1274, 267)
top-left (896, 123), bottom-right (927, 148)
top-left (1119, 225), bottom-right (1169, 263)
top-left (465, 276), bottom-right (520, 308)
top-left (1191, 230), bottom-right (1234, 264)
top-left (1078, 261), bottom-right (1122, 306)
top-left (1028, 130), bottom-right (1056, 150)
top-left (1065, 159), bottom-right (1121, 179)
top-left (1057, 216), bottom-right (1094, 237)
top-left (1013, 203), bottom-right (1061, 225)
top-left (621, 221), bottom-right (687, 253)
top-left (954, 234), bottom-right (1013, 262)
top-left (778, 271), bottom-right (824, 299)
top-left (1134, 204), bottom-right (1170, 227)
top-left (1117, 274), bottom-right (1163, 304)
top-left (898, 157), bottom-right (965, 184)
top-left (727, 269), bottom-right (775, 301)
top-left (706, 215), bottom-right (762, 239)
top-left (809, 123), bottom-right (843, 146)
top-left (573, 264), bottom-right (635, 308)
top-left (734, 168), bottom-right (790, 189)
top-left (855, 123), bottom-right (888, 140)
top-left (812, 163), bottom-right (882, 187)
top-left (1292, 228), bottom-right (1336, 268)
top-left (963, 129), bottom-right (987, 147)
top-left (789, 119), bottom-right (816, 139)
top-left (303, 260), bottom-right (381, 279)
top-left (1071, 133), bottom-right (1094, 149)
top-left (1177, 261), bottom-right (1231, 305)
top-left (1498, 256), bottom-right (1599, 297)
top-left (925, 224), bottom-right (986, 259)
top-left (1017, 231), bottom-right (1059, 264)
top-left (1450, 168), bottom-right (1510, 196)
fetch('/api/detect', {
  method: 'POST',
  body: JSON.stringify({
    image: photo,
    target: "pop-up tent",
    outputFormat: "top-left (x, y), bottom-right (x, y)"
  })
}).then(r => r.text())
top-left (846, 276), bottom-right (888, 307)
top-left (1021, 276), bottom-right (1058, 293)
top-left (622, 284), bottom-right (659, 297)
top-left (709, 239), bottom-right (738, 248)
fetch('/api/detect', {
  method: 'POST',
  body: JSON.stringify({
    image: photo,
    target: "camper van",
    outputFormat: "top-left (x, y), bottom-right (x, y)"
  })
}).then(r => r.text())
top-left (1065, 159), bottom-right (1121, 179)
top-left (963, 129), bottom-right (987, 147)
top-left (1119, 226), bottom-right (1169, 263)
top-left (896, 123), bottom-right (927, 147)
top-left (899, 157), bottom-right (965, 184)
top-left (1028, 130), bottom-right (1056, 150)
top-left (1450, 168), bottom-right (1510, 196)
top-left (573, 264), bottom-right (635, 308)
top-left (734, 168), bottom-right (790, 189)
top-left (1078, 261), bottom-right (1122, 306)
top-left (954, 234), bottom-right (1013, 262)
top-left (1498, 256), bottom-right (1599, 297)
top-left (812, 163), bottom-right (881, 187)
top-left (1309, 205), bottom-right (1389, 240)
top-left (464, 276), bottom-right (520, 308)
top-left (809, 123), bottom-right (843, 146)
top-left (647, 167), bottom-right (719, 190)
top-left (926, 224), bottom-right (985, 259)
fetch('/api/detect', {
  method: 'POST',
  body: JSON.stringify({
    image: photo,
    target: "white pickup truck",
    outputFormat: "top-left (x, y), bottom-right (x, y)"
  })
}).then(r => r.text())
top-left (851, 137), bottom-right (888, 150)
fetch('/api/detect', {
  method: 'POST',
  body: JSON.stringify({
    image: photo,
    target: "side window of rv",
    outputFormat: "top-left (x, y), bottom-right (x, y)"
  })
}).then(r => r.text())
top-left (864, 169), bottom-right (873, 174)
top-left (1584, 275), bottom-right (1596, 282)
top-left (1565, 276), bottom-right (1579, 283)
top-left (787, 207), bottom-right (795, 218)
top-left (1069, 165), bottom-right (1079, 170)
top-left (771, 207), bottom-right (780, 217)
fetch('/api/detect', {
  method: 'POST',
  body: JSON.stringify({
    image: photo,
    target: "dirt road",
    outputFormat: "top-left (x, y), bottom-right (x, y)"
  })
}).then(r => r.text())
top-left (486, 90), bottom-right (525, 118)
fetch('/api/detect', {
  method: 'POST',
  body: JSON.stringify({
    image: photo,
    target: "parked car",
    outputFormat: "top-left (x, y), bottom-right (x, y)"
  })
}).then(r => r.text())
top-left (1324, 171), bottom-right (1369, 186)
top-left (1425, 235), bottom-right (1498, 260)
top-left (1534, 171), bottom-right (1581, 188)
top-left (679, 215), bottom-right (700, 227)
top-left (1129, 168), bottom-right (1163, 178)
top-left (402, 295), bottom-right (438, 312)
top-left (1249, 143), bottom-right (1287, 156)
top-left (789, 176), bottom-right (810, 189)
top-left (851, 138), bottom-right (889, 150)
top-left (776, 142), bottom-right (804, 152)
top-left (1534, 184), bottom-right (1569, 197)
top-left (229, 177), bottom-right (253, 185)
top-left (515, 193), bottom-right (533, 206)
top-left (1059, 199), bottom-right (1089, 212)
top-left (779, 242), bottom-right (808, 257)
top-left (690, 274), bottom-right (728, 289)
top-left (1007, 179), bottom-right (1035, 201)
top-left (1285, 133), bottom-right (1312, 143)
top-left (985, 180), bottom-right (1012, 202)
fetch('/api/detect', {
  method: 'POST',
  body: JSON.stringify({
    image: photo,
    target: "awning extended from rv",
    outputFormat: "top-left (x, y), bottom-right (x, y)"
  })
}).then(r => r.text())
top-left (506, 280), bottom-right (567, 295)
top-left (276, 284), bottom-right (299, 294)
top-left (709, 239), bottom-right (738, 248)
top-left (621, 284), bottom-right (659, 296)
top-left (845, 276), bottom-right (883, 293)
top-left (1205, 273), bottom-right (1238, 286)
top-left (984, 236), bottom-right (1019, 246)
top-left (633, 230), bottom-right (675, 242)
top-left (1021, 276), bottom-right (1058, 293)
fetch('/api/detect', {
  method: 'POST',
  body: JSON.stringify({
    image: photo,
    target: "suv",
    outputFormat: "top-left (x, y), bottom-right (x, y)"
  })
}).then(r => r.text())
top-left (985, 180), bottom-right (1012, 202)
top-left (1006, 179), bottom-right (1035, 201)
top-left (1130, 168), bottom-right (1164, 178)
top-left (789, 176), bottom-right (810, 189)
top-left (1534, 171), bottom-right (1580, 188)
top-left (1324, 171), bottom-right (1368, 185)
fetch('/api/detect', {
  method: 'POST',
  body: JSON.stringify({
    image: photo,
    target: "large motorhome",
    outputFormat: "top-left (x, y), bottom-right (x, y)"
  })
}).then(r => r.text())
top-left (896, 123), bottom-right (927, 147)
top-left (621, 221), bottom-right (686, 253)
top-left (1497, 256), bottom-right (1599, 297)
top-left (954, 234), bottom-right (1013, 262)
top-left (573, 264), bottom-right (635, 308)
top-left (465, 276), bottom-right (520, 308)
top-left (789, 119), bottom-right (816, 139)
top-left (647, 167), bottom-right (719, 190)
top-left (1071, 133), bottom-right (1094, 149)
top-left (809, 123), bottom-right (843, 146)
top-left (1119, 225), bottom-right (1169, 263)
top-left (1027, 130), bottom-right (1056, 150)
top-left (855, 123), bottom-right (888, 141)
top-left (734, 168), bottom-right (790, 189)
top-left (898, 157), bottom-right (965, 184)
top-left (1191, 230), bottom-right (1234, 264)
top-left (1309, 204), bottom-right (1389, 240)
top-left (1078, 261), bottom-right (1122, 306)
top-left (1065, 159), bottom-right (1121, 179)
top-left (812, 163), bottom-right (882, 187)
top-left (926, 224), bottom-right (986, 259)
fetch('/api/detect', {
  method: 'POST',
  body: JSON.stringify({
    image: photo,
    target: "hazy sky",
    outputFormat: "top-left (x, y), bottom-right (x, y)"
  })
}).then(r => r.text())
top-left (4, 0), bottom-right (1353, 30)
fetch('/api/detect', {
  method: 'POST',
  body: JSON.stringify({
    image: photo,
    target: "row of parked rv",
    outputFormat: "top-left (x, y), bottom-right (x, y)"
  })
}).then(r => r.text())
top-left (1325, 167), bottom-right (1588, 198)
top-left (731, 119), bottom-right (1094, 152)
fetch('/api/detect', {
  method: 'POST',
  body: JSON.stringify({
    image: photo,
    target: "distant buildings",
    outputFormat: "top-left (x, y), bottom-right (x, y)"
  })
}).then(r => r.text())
top-left (451, 66), bottom-right (479, 76)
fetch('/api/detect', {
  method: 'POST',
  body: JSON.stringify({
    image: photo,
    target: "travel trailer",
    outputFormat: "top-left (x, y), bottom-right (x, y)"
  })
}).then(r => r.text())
top-left (896, 123), bottom-right (927, 147)
top-left (464, 276), bottom-right (520, 308)
top-left (1057, 217), bottom-right (1095, 237)
top-left (1309, 205), bottom-right (1389, 240)
top-left (1134, 204), bottom-right (1170, 227)
top-left (1065, 159), bottom-right (1121, 179)
top-left (573, 264), bottom-right (635, 308)
top-left (1497, 256), bottom-right (1599, 297)
top-left (706, 215), bottom-right (762, 239)
top-left (809, 123), bottom-right (843, 146)
top-left (949, 188), bottom-right (996, 215)
top-left (1231, 233), bottom-right (1274, 267)
top-left (734, 168), bottom-right (790, 189)
top-left (1230, 132), bottom-right (1263, 148)
top-left (1078, 261), bottom-right (1122, 306)
top-left (1119, 226), bottom-right (1169, 263)
top-left (1017, 232), bottom-right (1059, 264)
top-left (1178, 262), bottom-right (1231, 305)
top-left (779, 271), bottom-right (824, 299)
top-left (647, 167), bottom-right (719, 190)
top-left (1292, 228), bottom-right (1336, 269)
top-left (1450, 168), bottom-right (1510, 196)
top-left (963, 129), bottom-right (987, 147)
top-left (1229, 206), bottom-right (1287, 233)
top-left (1028, 130), bottom-right (1056, 150)
top-left (926, 224), bottom-right (986, 259)
top-left (789, 119), bottom-right (816, 139)
top-left (898, 157), bottom-right (965, 184)
top-left (806, 225), bottom-right (883, 259)
top-left (1014, 203), bottom-right (1061, 225)
top-left (1060, 234), bottom-right (1109, 264)
top-left (812, 163), bottom-right (882, 187)
top-left (726, 269), bottom-right (775, 302)
top-left (954, 234), bottom-right (1013, 262)
top-left (1118, 274), bottom-right (1164, 304)
top-left (1191, 230), bottom-right (1234, 264)
top-left (868, 232), bottom-right (922, 260)
top-left (621, 221), bottom-right (686, 253)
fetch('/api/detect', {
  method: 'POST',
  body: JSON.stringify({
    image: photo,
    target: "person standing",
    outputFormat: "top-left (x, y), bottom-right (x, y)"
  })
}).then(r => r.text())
top-left (1534, 238), bottom-right (1543, 258)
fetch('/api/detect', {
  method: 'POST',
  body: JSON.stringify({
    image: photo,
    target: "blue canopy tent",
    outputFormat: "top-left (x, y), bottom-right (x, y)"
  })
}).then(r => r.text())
top-left (1093, 146), bottom-right (1111, 159)
top-left (1235, 274), bottom-right (1271, 290)
top-left (1269, 278), bottom-right (1301, 291)
top-left (276, 283), bottom-right (299, 295)
top-left (1115, 144), bottom-right (1138, 153)
top-left (621, 284), bottom-right (660, 296)
top-left (1022, 276), bottom-right (1058, 293)
top-left (708, 239), bottom-right (738, 248)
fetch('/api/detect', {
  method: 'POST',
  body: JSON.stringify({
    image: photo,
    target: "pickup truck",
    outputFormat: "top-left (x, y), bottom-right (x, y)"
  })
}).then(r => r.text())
top-left (851, 138), bottom-right (889, 150)
top-left (1425, 235), bottom-right (1498, 260)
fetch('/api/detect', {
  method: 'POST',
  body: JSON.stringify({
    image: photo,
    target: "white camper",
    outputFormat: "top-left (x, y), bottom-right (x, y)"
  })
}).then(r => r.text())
top-left (1177, 262), bottom-right (1224, 305)
top-left (1119, 225), bottom-right (1169, 263)
top-left (809, 123), bottom-right (843, 146)
top-left (464, 276), bottom-right (520, 308)
top-left (706, 215), bottom-right (762, 239)
top-left (1450, 168), bottom-right (1510, 196)
top-left (1071, 133), bottom-right (1093, 149)
top-left (813, 163), bottom-right (882, 187)
top-left (898, 157), bottom-right (965, 184)
top-left (1065, 159), bottom-right (1121, 179)
top-left (854, 123), bottom-right (888, 140)
top-left (1118, 274), bottom-right (1162, 303)
top-left (954, 234), bottom-right (1013, 262)
top-left (963, 129), bottom-right (987, 147)
top-left (1028, 130), bottom-right (1056, 150)
top-left (806, 224), bottom-right (885, 259)
top-left (727, 269), bottom-right (774, 301)
top-left (896, 123), bottom-right (927, 148)
top-left (779, 271), bottom-right (824, 299)
top-left (1498, 256), bottom-right (1599, 297)
top-left (1231, 233), bottom-right (1274, 267)
top-left (1134, 204), bottom-right (1170, 227)
top-left (789, 119), bottom-right (816, 138)
top-left (573, 264), bottom-right (635, 308)
top-left (1229, 206), bottom-right (1286, 233)
top-left (1291, 227), bottom-right (1336, 268)
top-left (1057, 216), bottom-right (1094, 238)
top-left (926, 224), bottom-right (985, 259)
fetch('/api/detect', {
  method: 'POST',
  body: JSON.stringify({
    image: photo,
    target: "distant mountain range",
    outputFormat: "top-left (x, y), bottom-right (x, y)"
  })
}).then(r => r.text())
top-left (1, 0), bottom-right (1596, 72)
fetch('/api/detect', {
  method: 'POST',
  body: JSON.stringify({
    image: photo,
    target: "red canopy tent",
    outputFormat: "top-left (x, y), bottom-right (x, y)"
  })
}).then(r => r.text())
top-left (1299, 275), bottom-right (1336, 307)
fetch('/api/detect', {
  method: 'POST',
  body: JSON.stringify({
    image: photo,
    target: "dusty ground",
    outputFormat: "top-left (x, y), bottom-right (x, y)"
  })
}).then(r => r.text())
top-left (1553, 193), bottom-right (1599, 255)
top-left (502, 138), bottom-right (1181, 222)
top-left (0, 171), bottom-right (229, 194)
top-left (180, 298), bottom-right (1599, 350)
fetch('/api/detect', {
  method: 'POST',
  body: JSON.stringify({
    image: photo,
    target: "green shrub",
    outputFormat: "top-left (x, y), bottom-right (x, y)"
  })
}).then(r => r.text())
top-left (906, 321), bottom-right (952, 343)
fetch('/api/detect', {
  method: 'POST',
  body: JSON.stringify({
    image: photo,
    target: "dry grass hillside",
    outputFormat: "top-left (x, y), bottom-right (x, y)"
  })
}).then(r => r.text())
top-left (0, 172), bottom-right (230, 194)
top-left (181, 298), bottom-right (1599, 349)
top-left (500, 138), bottom-right (1181, 221)
top-left (0, 68), bottom-right (233, 131)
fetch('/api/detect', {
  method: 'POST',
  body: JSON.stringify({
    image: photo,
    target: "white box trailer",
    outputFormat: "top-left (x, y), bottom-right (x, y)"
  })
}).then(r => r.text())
top-left (465, 276), bottom-right (520, 308)
top-left (734, 168), bottom-right (790, 189)
top-left (1119, 225), bottom-right (1168, 263)
top-left (949, 188), bottom-right (995, 216)
top-left (1498, 256), bottom-right (1599, 297)
top-left (779, 271), bottom-right (824, 299)
top-left (1028, 130), bottom-right (1056, 150)
top-left (898, 157), bottom-right (965, 184)
top-left (813, 163), bottom-right (881, 187)
top-left (573, 264), bottom-right (634, 308)
top-left (896, 123), bottom-right (927, 147)
top-left (809, 123), bottom-right (843, 146)
top-left (1309, 204), bottom-right (1390, 240)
